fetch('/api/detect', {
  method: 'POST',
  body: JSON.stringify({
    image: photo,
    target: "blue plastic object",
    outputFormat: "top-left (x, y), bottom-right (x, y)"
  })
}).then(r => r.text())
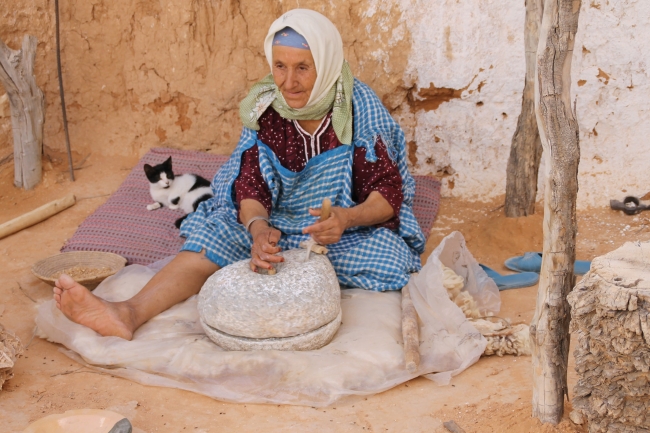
top-left (504, 252), bottom-right (591, 275)
top-left (479, 264), bottom-right (539, 291)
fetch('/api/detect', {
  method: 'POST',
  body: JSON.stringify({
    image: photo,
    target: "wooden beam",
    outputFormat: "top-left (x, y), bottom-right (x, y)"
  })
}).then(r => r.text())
top-left (530, 0), bottom-right (582, 424)
top-left (0, 35), bottom-right (45, 190)
top-left (505, 0), bottom-right (544, 217)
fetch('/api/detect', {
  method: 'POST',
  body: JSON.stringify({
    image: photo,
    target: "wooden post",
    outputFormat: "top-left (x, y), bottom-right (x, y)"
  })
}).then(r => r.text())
top-left (0, 35), bottom-right (45, 190)
top-left (504, 0), bottom-right (544, 217)
top-left (530, 0), bottom-right (581, 424)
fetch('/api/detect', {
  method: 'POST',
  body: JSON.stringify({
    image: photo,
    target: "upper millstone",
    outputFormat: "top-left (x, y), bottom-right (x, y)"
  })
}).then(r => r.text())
top-left (198, 248), bottom-right (341, 339)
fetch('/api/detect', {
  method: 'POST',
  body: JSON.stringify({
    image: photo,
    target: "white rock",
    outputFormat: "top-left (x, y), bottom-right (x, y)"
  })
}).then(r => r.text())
top-left (569, 410), bottom-right (585, 425)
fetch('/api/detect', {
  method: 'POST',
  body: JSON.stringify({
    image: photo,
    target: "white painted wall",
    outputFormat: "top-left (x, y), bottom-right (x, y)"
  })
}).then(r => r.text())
top-left (571, 0), bottom-right (650, 207)
top-left (392, 0), bottom-right (649, 208)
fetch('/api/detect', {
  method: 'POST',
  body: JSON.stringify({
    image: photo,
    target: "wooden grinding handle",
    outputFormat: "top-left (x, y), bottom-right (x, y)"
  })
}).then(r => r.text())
top-left (258, 267), bottom-right (276, 275)
top-left (299, 241), bottom-right (328, 255)
top-left (401, 285), bottom-right (420, 373)
top-left (319, 198), bottom-right (331, 222)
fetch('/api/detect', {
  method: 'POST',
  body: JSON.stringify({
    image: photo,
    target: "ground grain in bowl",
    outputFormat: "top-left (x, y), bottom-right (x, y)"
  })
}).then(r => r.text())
top-left (52, 266), bottom-right (114, 281)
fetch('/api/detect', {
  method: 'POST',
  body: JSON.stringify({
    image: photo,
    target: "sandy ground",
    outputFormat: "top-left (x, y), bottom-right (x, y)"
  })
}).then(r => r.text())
top-left (1, 151), bottom-right (649, 433)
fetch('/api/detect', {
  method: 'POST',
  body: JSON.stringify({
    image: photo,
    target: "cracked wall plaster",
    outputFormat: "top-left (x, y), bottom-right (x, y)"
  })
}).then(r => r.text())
top-left (1, 0), bottom-right (648, 209)
top-left (396, 0), bottom-right (526, 200)
top-left (0, 0), bottom-right (410, 159)
top-left (569, 0), bottom-right (650, 208)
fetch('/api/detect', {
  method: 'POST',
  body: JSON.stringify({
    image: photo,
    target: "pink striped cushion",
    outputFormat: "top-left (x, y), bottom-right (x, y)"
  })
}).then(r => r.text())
top-left (61, 147), bottom-right (440, 265)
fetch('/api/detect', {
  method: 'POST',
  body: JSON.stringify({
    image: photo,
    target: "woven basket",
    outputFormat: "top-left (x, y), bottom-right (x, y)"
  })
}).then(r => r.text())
top-left (32, 251), bottom-right (127, 290)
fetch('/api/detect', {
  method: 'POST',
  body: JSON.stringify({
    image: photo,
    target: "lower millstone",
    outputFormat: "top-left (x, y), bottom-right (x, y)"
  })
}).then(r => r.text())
top-left (200, 309), bottom-right (342, 351)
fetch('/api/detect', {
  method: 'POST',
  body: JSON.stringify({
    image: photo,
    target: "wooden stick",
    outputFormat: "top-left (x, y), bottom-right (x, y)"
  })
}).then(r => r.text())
top-left (401, 285), bottom-right (420, 373)
top-left (55, 0), bottom-right (75, 182)
top-left (258, 266), bottom-right (276, 275)
top-left (0, 194), bottom-right (76, 239)
top-left (298, 241), bottom-right (328, 255)
top-left (319, 198), bottom-right (331, 222)
top-left (530, 0), bottom-right (581, 424)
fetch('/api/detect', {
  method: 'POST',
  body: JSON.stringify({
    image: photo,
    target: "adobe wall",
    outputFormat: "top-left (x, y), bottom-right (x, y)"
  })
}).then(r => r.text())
top-left (1, 0), bottom-right (647, 208)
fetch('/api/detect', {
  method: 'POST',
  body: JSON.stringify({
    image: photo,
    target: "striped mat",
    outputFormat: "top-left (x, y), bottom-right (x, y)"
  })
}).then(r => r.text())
top-left (61, 147), bottom-right (440, 265)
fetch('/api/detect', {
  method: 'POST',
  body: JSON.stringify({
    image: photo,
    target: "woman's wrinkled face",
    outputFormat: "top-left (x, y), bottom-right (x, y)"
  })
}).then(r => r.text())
top-left (272, 45), bottom-right (317, 109)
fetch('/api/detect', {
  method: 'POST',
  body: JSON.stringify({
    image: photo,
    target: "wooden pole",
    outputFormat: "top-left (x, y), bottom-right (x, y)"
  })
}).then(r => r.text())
top-left (401, 284), bottom-right (420, 373)
top-left (504, 0), bottom-right (544, 217)
top-left (55, 0), bottom-right (75, 182)
top-left (0, 194), bottom-right (76, 240)
top-left (0, 35), bottom-right (45, 190)
top-left (530, 0), bottom-right (581, 424)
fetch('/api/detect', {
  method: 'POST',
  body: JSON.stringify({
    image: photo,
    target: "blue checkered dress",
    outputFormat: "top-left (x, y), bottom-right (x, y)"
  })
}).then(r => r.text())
top-left (180, 79), bottom-right (426, 291)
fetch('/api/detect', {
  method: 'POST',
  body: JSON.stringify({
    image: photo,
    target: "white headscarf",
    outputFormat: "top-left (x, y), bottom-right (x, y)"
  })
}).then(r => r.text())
top-left (263, 9), bottom-right (344, 108)
top-left (240, 9), bottom-right (353, 144)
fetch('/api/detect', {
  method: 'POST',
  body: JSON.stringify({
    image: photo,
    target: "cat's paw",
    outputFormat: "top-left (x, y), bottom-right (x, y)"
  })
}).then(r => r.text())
top-left (147, 203), bottom-right (162, 211)
top-left (168, 204), bottom-right (179, 210)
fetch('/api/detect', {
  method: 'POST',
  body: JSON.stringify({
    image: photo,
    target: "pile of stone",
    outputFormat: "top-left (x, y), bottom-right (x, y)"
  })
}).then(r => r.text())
top-left (568, 241), bottom-right (650, 433)
top-left (0, 323), bottom-right (23, 390)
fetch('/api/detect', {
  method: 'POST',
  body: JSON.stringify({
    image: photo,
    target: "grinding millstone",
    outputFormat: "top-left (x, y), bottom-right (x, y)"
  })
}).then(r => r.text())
top-left (200, 309), bottom-right (342, 351)
top-left (198, 248), bottom-right (342, 350)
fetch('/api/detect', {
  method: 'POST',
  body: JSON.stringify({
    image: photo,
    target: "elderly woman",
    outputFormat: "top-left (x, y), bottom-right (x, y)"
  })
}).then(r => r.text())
top-left (53, 9), bottom-right (426, 340)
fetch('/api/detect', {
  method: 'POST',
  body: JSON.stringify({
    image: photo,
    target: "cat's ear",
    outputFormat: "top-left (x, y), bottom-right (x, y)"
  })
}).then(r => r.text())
top-left (143, 164), bottom-right (155, 182)
top-left (163, 156), bottom-right (172, 168)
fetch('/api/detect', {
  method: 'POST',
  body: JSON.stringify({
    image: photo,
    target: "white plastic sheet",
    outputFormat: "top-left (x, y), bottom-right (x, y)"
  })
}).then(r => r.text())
top-left (409, 231), bottom-right (501, 383)
top-left (36, 231), bottom-right (499, 406)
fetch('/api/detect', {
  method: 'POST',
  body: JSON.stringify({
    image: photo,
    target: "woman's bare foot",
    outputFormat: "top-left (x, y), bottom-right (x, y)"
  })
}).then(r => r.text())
top-left (53, 274), bottom-right (135, 340)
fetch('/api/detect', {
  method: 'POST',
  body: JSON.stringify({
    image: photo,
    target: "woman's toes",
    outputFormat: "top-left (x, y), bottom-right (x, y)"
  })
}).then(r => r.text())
top-left (57, 273), bottom-right (77, 290)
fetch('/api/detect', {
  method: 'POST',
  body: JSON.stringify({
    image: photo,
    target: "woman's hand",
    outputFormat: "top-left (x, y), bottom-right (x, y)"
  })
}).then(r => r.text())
top-left (249, 220), bottom-right (284, 272)
top-left (302, 206), bottom-right (351, 245)
top-left (302, 192), bottom-right (396, 245)
top-left (239, 199), bottom-right (283, 272)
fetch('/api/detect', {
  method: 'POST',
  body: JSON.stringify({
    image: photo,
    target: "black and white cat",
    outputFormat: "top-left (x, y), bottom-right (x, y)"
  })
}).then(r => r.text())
top-left (143, 156), bottom-right (213, 228)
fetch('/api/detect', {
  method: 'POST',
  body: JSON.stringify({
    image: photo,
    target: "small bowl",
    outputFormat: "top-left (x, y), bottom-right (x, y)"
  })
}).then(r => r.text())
top-left (32, 251), bottom-right (127, 290)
